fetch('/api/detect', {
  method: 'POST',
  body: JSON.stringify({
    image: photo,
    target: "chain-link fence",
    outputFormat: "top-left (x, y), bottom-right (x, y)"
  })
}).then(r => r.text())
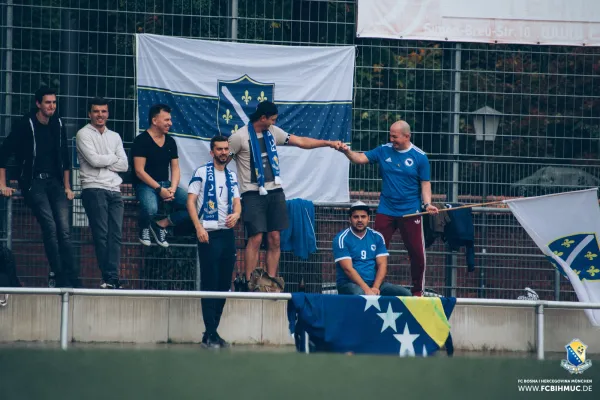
top-left (1, 0), bottom-right (599, 299)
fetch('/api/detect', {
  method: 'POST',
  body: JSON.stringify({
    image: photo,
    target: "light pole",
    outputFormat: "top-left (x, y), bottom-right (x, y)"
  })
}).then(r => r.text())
top-left (473, 106), bottom-right (501, 298)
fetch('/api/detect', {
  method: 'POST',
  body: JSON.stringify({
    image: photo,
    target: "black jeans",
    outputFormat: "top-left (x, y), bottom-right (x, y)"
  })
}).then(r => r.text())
top-left (197, 229), bottom-right (236, 334)
top-left (81, 188), bottom-right (124, 282)
top-left (25, 178), bottom-right (78, 286)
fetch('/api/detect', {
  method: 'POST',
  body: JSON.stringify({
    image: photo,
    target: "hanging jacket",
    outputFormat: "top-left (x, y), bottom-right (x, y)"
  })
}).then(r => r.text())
top-left (444, 203), bottom-right (475, 272)
top-left (0, 110), bottom-right (71, 193)
top-left (424, 202), bottom-right (475, 272)
top-left (280, 198), bottom-right (317, 260)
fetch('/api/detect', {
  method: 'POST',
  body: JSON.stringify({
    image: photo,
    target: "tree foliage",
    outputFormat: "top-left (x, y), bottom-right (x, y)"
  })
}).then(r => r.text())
top-left (5, 0), bottom-right (600, 197)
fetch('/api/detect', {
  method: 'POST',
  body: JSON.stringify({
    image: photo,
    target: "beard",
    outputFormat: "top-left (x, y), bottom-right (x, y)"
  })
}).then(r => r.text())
top-left (214, 155), bottom-right (229, 165)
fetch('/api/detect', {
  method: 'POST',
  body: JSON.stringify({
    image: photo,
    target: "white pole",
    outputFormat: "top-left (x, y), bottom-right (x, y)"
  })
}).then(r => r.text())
top-left (60, 292), bottom-right (69, 350)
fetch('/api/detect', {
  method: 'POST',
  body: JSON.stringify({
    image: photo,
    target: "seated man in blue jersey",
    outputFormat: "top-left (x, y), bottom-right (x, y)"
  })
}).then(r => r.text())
top-left (333, 201), bottom-right (412, 296)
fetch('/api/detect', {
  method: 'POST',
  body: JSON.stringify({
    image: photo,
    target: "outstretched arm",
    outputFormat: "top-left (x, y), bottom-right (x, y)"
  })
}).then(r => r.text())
top-left (287, 134), bottom-right (342, 150)
top-left (340, 144), bottom-right (370, 165)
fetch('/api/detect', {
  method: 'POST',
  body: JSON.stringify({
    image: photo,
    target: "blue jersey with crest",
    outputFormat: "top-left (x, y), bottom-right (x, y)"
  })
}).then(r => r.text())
top-left (364, 143), bottom-right (431, 217)
top-left (333, 227), bottom-right (388, 286)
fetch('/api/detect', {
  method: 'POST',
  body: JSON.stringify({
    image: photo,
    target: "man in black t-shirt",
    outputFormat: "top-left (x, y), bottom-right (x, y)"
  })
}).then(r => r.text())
top-left (131, 104), bottom-right (189, 247)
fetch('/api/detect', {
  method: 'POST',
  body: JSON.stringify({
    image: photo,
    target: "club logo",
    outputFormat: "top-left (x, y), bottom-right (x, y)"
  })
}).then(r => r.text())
top-left (561, 339), bottom-right (592, 374)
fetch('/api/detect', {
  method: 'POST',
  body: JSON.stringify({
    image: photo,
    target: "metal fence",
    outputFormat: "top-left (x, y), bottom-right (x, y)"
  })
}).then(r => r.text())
top-left (1, 0), bottom-right (599, 299)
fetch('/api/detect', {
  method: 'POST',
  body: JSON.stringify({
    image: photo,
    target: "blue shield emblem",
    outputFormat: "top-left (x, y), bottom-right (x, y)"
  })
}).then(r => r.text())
top-left (561, 338), bottom-right (592, 374)
top-left (217, 75), bottom-right (275, 136)
top-left (546, 233), bottom-right (600, 282)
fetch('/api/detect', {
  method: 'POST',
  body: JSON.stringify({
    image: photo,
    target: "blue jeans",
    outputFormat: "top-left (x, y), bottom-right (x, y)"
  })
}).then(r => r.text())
top-left (337, 281), bottom-right (412, 296)
top-left (135, 181), bottom-right (189, 229)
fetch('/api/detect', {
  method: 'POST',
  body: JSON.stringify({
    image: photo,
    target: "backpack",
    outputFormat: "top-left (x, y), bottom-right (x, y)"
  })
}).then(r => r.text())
top-left (247, 268), bottom-right (285, 293)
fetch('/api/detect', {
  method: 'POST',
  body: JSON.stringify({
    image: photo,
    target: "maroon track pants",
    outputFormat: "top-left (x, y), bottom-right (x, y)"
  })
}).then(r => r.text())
top-left (374, 213), bottom-right (426, 296)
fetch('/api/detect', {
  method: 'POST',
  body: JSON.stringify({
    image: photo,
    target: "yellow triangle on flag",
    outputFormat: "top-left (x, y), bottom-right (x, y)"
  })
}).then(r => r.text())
top-left (400, 297), bottom-right (451, 347)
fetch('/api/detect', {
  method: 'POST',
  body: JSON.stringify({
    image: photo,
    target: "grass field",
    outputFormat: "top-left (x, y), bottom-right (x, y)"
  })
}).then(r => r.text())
top-left (0, 347), bottom-right (597, 400)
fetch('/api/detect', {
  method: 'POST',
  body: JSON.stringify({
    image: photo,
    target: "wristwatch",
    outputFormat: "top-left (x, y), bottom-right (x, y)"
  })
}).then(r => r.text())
top-left (154, 186), bottom-right (162, 194)
top-left (422, 203), bottom-right (431, 210)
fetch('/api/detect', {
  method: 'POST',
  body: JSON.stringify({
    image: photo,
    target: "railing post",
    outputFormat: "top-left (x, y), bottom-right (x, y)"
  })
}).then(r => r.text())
top-left (304, 332), bottom-right (310, 354)
top-left (60, 292), bottom-right (70, 350)
top-left (536, 303), bottom-right (544, 360)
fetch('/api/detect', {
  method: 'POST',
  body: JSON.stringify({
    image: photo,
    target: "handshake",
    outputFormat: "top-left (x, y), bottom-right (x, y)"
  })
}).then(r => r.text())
top-left (328, 141), bottom-right (351, 153)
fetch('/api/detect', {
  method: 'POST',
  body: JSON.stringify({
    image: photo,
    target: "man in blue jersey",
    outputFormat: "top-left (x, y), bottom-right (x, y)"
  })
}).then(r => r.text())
top-left (333, 201), bottom-right (411, 296)
top-left (339, 121), bottom-right (438, 296)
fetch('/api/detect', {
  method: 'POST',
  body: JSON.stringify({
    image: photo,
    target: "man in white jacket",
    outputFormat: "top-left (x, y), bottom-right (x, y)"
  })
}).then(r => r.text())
top-left (76, 97), bottom-right (129, 289)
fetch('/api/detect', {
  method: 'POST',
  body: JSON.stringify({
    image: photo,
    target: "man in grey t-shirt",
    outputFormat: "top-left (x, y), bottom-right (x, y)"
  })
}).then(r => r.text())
top-left (229, 101), bottom-right (342, 287)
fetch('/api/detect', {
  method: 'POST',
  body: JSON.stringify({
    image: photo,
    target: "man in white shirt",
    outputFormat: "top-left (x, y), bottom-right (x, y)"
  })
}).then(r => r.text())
top-left (76, 97), bottom-right (129, 289)
top-left (187, 135), bottom-right (241, 349)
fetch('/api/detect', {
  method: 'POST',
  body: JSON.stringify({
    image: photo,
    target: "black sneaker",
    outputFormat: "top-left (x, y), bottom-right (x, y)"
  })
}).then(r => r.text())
top-left (201, 332), bottom-right (220, 349)
top-left (101, 279), bottom-right (123, 289)
top-left (213, 332), bottom-right (230, 348)
top-left (150, 222), bottom-right (169, 248)
top-left (139, 228), bottom-right (151, 246)
top-left (240, 276), bottom-right (249, 292)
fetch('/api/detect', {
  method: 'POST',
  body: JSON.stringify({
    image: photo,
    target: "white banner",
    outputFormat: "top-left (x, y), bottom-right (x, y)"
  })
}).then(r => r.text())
top-left (136, 34), bottom-right (354, 202)
top-left (505, 189), bottom-right (600, 326)
top-left (357, 0), bottom-right (600, 46)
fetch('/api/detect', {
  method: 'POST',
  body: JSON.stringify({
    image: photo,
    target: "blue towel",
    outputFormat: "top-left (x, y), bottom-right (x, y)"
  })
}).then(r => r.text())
top-left (280, 198), bottom-right (317, 260)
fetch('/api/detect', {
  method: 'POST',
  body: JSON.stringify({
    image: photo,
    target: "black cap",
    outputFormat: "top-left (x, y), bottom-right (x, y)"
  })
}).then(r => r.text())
top-left (249, 101), bottom-right (278, 122)
top-left (349, 201), bottom-right (370, 216)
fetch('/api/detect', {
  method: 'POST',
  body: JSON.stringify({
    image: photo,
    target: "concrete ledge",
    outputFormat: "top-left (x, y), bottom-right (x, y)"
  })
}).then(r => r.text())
top-left (1, 295), bottom-right (599, 353)
top-left (0, 295), bottom-right (69, 342)
top-left (72, 296), bottom-right (169, 343)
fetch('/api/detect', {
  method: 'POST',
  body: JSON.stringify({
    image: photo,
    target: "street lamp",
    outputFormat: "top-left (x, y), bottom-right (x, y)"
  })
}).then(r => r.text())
top-left (473, 106), bottom-right (501, 299)
top-left (473, 106), bottom-right (501, 141)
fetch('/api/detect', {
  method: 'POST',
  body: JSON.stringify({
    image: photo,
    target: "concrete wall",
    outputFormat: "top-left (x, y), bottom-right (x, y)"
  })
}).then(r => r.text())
top-left (1, 295), bottom-right (599, 353)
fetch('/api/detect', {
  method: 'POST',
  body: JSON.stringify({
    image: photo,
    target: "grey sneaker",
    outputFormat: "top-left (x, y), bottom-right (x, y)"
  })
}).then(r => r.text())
top-left (150, 222), bottom-right (169, 248)
top-left (139, 228), bottom-right (151, 246)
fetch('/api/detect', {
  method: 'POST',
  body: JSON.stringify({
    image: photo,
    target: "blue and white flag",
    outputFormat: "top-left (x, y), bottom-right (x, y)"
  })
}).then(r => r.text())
top-left (135, 34), bottom-right (354, 202)
top-left (288, 293), bottom-right (456, 356)
top-left (505, 188), bottom-right (600, 326)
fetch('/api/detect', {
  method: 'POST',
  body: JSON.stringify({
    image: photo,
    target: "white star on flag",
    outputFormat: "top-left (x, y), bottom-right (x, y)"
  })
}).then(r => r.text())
top-left (361, 295), bottom-right (381, 311)
top-left (394, 323), bottom-right (419, 357)
top-left (377, 303), bottom-right (401, 332)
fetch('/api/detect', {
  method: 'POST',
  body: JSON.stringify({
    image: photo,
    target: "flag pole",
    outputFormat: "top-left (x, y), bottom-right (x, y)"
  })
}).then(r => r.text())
top-left (403, 200), bottom-right (505, 218)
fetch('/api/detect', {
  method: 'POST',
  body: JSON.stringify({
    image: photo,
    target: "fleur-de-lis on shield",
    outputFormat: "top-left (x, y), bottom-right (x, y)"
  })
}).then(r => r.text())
top-left (585, 251), bottom-right (597, 261)
top-left (553, 250), bottom-right (564, 257)
top-left (257, 91), bottom-right (267, 102)
top-left (231, 124), bottom-right (238, 134)
top-left (223, 109), bottom-right (232, 124)
top-left (587, 266), bottom-right (600, 277)
top-left (561, 239), bottom-right (575, 248)
top-left (574, 269), bottom-right (581, 276)
top-left (241, 90), bottom-right (252, 105)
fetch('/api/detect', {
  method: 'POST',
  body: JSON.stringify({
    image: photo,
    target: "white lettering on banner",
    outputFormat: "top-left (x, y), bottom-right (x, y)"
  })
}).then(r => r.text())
top-left (357, 0), bottom-right (600, 46)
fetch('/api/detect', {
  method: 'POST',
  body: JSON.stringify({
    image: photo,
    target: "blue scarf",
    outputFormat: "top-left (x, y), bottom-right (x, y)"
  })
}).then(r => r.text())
top-left (194, 161), bottom-right (234, 230)
top-left (248, 123), bottom-right (281, 195)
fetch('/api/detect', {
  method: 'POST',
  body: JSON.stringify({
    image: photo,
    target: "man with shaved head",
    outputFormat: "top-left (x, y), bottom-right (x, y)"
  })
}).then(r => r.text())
top-left (339, 121), bottom-right (438, 296)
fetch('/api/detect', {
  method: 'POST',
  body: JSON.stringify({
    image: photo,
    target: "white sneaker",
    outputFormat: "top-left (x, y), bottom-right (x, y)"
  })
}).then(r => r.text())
top-left (0, 294), bottom-right (9, 307)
